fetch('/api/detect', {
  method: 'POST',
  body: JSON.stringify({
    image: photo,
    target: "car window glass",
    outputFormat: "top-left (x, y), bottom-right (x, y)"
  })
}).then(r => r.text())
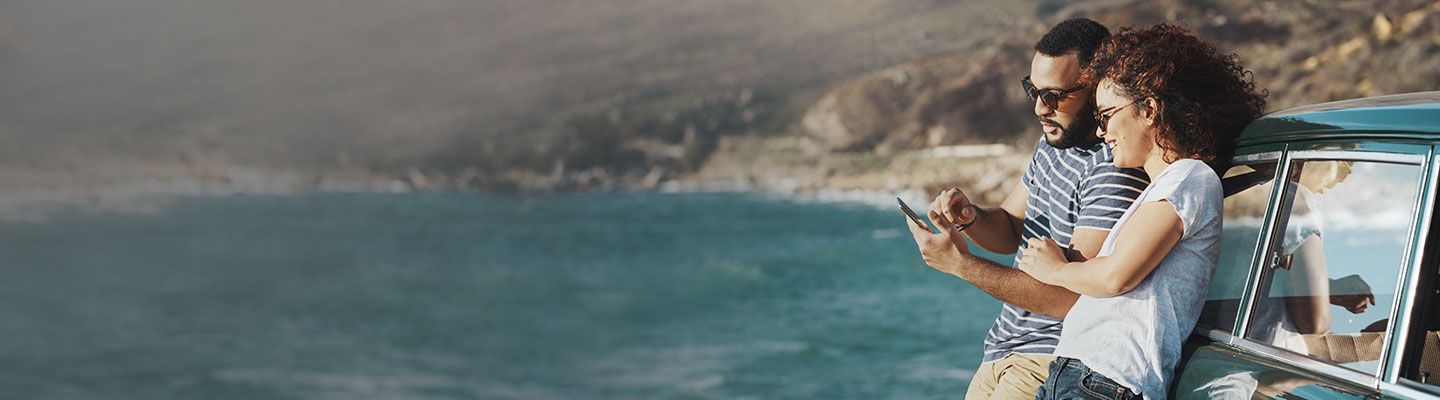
top-left (1197, 162), bottom-right (1280, 333)
top-left (1244, 160), bottom-right (1422, 376)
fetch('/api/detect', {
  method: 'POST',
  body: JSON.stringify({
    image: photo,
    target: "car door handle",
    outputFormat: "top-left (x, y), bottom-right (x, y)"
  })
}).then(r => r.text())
top-left (1269, 251), bottom-right (1293, 270)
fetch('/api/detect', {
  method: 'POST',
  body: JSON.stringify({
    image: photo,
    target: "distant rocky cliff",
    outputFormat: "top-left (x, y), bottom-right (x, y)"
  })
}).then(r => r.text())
top-left (685, 0), bottom-right (1440, 201)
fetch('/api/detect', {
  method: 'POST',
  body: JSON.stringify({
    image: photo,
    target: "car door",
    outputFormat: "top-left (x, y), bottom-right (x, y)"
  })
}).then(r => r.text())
top-left (1173, 142), bottom-right (1435, 400)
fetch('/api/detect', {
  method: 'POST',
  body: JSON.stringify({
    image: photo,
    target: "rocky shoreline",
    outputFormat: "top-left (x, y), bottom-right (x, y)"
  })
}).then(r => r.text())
top-left (1, 137), bottom-right (1032, 222)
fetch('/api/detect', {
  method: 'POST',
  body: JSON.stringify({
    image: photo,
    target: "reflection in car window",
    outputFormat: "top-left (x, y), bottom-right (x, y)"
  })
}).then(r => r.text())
top-left (1197, 162), bottom-right (1278, 332)
top-left (1245, 160), bottom-right (1422, 377)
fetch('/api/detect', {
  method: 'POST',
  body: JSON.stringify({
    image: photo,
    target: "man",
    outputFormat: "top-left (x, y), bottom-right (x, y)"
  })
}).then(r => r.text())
top-left (905, 18), bottom-right (1150, 399)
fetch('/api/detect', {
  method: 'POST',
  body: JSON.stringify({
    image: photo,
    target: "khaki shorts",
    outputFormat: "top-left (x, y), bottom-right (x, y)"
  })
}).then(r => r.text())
top-left (965, 353), bottom-right (1057, 400)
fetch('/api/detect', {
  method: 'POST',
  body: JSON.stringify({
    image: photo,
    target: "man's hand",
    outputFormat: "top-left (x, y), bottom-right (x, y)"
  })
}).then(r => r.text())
top-left (931, 187), bottom-right (978, 229)
top-left (1330, 274), bottom-right (1377, 314)
top-left (906, 201), bottom-right (1082, 319)
top-left (905, 210), bottom-right (972, 277)
top-left (1017, 237), bottom-right (1068, 286)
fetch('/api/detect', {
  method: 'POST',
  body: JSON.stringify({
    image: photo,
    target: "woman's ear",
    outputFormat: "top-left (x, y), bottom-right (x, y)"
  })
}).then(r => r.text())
top-left (1142, 97), bottom-right (1162, 125)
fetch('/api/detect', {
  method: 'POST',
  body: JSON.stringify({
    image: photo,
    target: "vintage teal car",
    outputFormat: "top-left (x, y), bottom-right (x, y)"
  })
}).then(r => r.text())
top-left (1172, 92), bottom-right (1440, 399)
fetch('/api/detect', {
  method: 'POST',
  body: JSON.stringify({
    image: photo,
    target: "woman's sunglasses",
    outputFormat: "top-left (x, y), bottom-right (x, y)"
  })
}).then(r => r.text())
top-left (1097, 100), bottom-right (1145, 133)
top-left (1021, 75), bottom-right (1085, 110)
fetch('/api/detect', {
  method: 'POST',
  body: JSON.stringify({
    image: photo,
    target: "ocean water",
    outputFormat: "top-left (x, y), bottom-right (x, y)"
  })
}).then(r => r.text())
top-left (0, 192), bottom-right (1009, 399)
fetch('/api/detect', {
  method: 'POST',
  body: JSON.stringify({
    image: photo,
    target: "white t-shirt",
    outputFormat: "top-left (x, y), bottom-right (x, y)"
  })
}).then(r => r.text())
top-left (1054, 159), bottom-right (1223, 400)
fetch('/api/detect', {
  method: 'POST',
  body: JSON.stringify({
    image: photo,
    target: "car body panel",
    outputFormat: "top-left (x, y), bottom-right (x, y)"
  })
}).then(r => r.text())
top-left (1239, 92), bottom-right (1440, 147)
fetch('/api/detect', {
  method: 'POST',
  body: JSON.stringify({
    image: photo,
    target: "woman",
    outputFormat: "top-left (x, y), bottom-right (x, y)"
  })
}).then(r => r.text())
top-left (1017, 24), bottom-right (1267, 400)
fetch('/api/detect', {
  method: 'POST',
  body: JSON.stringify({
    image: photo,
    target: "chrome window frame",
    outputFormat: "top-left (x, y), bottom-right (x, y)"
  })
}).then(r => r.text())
top-left (1234, 148), bottom-right (1296, 340)
top-left (1387, 380), bottom-right (1440, 398)
top-left (1213, 150), bottom-right (1287, 339)
top-left (1217, 329), bottom-right (1384, 389)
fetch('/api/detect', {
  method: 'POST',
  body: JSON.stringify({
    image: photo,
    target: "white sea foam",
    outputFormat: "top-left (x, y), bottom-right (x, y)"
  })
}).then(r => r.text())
top-left (582, 341), bottom-right (809, 392)
top-left (905, 366), bottom-right (977, 381)
top-left (213, 368), bottom-right (465, 399)
top-left (775, 187), bottom-right (930, 210)
top-left (872, 228), bottom-right (902, 239)
top-left (0, 168), bottom-right (412, 222)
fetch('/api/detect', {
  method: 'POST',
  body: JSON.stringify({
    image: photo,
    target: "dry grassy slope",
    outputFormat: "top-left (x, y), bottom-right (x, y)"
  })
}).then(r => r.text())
top-left (699, 0), bottom-right (1440, 198)
top-left (0, 0), bottom-right (1040, 191)
top-left (499, 0), bottom-right (1044, 183)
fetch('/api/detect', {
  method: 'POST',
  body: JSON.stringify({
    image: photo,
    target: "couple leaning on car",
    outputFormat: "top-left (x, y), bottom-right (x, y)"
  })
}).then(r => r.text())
top-left (905, 19), bottom-right (1268, 400)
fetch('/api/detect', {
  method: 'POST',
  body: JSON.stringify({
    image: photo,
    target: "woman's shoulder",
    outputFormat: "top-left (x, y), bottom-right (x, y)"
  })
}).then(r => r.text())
top-left (1162, 159), bottom-right (1220, 184)
top-left (1155, 159), bottom-right (1223, 200)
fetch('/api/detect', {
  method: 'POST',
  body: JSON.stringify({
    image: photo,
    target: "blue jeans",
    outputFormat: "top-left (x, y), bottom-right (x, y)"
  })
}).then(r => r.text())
top-left (1032, 357), bottom-right (1142, 400)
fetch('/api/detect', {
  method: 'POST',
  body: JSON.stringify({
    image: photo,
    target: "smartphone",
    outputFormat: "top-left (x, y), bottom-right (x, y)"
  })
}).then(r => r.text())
top-left (897, 197), bottom-right (933, 233)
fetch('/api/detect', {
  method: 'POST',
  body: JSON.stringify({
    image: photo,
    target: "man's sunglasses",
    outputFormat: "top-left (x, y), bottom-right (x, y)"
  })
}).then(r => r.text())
top-left (1021, 75), bottom-right (1085, 110)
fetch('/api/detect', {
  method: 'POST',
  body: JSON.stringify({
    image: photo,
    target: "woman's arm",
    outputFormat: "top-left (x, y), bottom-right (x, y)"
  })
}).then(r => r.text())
top-left (1281, 235), bottom-right (1332, 334)
top-left (1017, 201), bottom-right (1185, 298)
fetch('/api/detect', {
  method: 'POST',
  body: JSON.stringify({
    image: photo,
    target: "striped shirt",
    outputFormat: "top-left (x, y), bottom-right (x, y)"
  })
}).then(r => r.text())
top-left (981, 138), bottom-right (1150, 363)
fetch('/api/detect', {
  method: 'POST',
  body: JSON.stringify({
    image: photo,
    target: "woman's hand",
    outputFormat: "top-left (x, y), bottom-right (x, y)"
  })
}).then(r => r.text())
top-left (1018, 237), bottom-right (1068, 285)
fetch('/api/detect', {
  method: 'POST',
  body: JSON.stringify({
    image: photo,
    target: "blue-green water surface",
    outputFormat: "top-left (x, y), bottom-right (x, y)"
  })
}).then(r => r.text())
top-left (0, 192), bottom-right (1007, 399)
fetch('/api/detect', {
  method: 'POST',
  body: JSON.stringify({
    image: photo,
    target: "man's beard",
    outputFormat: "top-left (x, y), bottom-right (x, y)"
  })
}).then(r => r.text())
top-left (1042, 101), bottom-right (1100, 149)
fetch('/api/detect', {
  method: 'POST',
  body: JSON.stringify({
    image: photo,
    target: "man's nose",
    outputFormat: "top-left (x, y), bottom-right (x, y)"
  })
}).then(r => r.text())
top-left (1033, 97), bottom-right (1053, 117)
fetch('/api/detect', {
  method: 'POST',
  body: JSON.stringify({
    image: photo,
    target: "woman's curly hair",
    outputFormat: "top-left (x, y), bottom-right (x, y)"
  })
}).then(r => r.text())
top-left (1083, 24), bottom-right (1267, 169)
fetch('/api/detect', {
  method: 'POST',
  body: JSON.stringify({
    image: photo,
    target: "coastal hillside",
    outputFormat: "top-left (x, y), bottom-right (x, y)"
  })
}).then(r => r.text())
top-left (0, 0), bottom-right (1033, 196)
top-left (691, 0), bottom-right (1440, 204)
top-left (3, 0), bottom-right (1440, 205)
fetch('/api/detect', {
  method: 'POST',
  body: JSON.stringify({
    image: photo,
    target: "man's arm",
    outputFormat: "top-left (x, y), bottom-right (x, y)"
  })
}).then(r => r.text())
top-left (928, 182), bottom-right (1099, 318)
top-left (937, 145), bottom-right (1047, 253)
top-left (907, 206), bottom-right (1080, 319)
top-left (955, 183), bottom-right (1028, 254)
top-left (947, 252), bottom-right (1080, 319)
top-left (939, 174), bottom-right (1105, 257)
top-left (947, 219), bottom-right (1113, 319)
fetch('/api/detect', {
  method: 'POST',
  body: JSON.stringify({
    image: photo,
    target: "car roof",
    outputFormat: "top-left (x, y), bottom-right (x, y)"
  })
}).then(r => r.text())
top-left (1236, 91), bottom-right (1440, 147)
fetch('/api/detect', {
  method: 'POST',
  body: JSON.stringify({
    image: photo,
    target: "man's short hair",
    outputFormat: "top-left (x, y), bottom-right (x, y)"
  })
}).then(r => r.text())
top-left (1034, 18), bottom-right (1111, 67)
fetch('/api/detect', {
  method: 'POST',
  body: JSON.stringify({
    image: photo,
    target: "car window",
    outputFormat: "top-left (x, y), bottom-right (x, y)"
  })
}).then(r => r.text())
top-left (1244, 159), bottom-right (1423, 377)
top-left (1197, 161), bottom-right (1280, 332)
